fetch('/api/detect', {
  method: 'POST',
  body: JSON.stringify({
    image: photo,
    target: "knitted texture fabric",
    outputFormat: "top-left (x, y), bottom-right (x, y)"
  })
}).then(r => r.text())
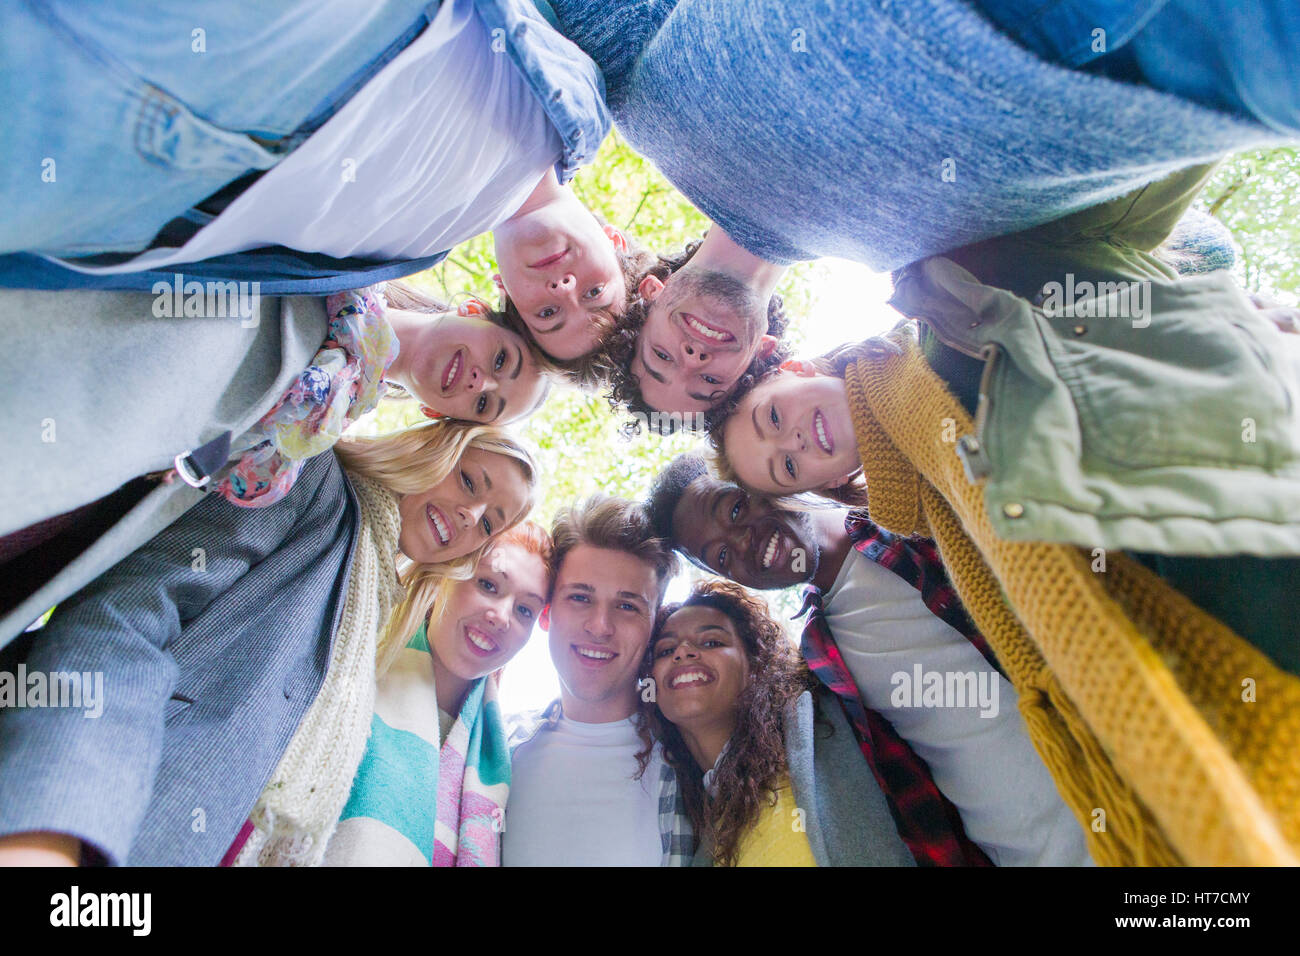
top-left (233, 470), bottom-right (404, 867)
top-left (843, 325), bottom-right (1300, 866)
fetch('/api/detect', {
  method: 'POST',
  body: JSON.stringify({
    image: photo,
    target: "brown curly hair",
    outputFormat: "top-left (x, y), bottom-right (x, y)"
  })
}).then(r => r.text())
top-left (598, 238), bottom-right (791, 436)
top-left (637, 579), bottom-right (816, 866)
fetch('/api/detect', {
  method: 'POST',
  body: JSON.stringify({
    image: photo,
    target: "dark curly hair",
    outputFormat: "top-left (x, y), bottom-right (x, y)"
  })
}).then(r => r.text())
top-left (598, 238), bottom-right (791, 436)
top-left (636, 579), bottom-right (816, 866)
top-left (644, 451), bottom-right (709, 542)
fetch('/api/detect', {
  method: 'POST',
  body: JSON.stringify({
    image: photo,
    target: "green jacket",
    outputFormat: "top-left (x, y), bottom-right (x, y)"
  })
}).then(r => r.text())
top-left (891, 165), bottom-right (1300, 558)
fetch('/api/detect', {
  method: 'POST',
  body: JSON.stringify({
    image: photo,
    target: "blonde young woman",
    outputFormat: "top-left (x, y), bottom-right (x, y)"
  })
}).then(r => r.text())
top-left (0, 420), bottom-right (538, 867)
top-left (325, 520), bottom-right (554, 867)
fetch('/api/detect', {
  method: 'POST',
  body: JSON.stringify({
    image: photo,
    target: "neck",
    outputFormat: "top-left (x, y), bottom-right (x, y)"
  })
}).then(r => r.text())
top-left (692, 226), bottom-right (786, 302)
top-left (560, 685), bottom-right (638, 724)
top-left (505, 167), bottom-right (565, 221)
top-left (383, 307), bottom-right (439, 389)
top-left (678, 714), bottom-right (737, 774)
top-left (430, 652), bottom-right (471, 718)
top-left (809, 508), bottom-right (853, 593)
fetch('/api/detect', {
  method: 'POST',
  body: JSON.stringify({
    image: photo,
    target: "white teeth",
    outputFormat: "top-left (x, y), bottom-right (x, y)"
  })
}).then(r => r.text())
top-left (671, 670), bottom-right (712, 688)
top-left (467, 627), bottom-right (497, 652)
top-left (443, 352), bottom-right (461, 389)
top-left (814, 411), bottom-right (832, 454)
top-left (685, 314), bottom-right (729, 341)
top-left (577, 647), bottom-right (614, 660)
top-left (762, 531), bottom-right (779, 570)
top-left (428, 506), bottom-right (451, 545)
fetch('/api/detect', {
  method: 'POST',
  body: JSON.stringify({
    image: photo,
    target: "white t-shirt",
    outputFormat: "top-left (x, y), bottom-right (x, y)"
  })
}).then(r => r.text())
top-left (59, 0), bottom-right (561, 274)
top-left (822, 548), bottom-right (1094, 867)
top-left (503, 715), bottom-right (664, 867)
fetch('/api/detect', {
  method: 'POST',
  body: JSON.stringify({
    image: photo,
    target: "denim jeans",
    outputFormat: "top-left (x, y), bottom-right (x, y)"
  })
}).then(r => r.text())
top-left (973, 0), bottom-right (1300, 135)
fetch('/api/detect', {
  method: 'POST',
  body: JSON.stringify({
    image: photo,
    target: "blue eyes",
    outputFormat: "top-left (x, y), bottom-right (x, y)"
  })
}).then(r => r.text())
top-left (478, 576), bottom-right (536, 623)
top-left (785, 456), bottom-right (796, 479)
top-left (770, 405), bottom-right (779, 428)
top-left (494, 348), bottom-right (507, 372)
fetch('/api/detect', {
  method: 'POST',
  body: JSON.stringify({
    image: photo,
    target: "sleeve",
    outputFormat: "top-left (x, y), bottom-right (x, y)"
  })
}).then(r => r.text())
top-left (1020, 163), bottom-right (1220, 252)
top-left (0, 489), bottom-right (295, 865)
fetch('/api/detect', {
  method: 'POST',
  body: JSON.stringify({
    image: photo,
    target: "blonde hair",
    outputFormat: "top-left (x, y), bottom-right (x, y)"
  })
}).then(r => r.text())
top-left (335, 420), bottom-right (540, 674)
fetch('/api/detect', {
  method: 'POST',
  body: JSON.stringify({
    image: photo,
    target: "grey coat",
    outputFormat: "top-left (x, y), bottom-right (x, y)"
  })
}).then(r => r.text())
top-left (0, 288), bottom-right (329, 648)
top-left (0, 451), bottom-right (357, 865)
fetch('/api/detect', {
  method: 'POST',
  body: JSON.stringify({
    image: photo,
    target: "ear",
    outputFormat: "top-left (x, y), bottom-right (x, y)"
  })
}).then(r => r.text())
top-left (756, 334), bottom-right (779, 360)
top-left (458, 297), bottom-right (488, 317)
top-left (538, 604), bottom-right (551, 632)
top-left (420, 405), bottom-right (445, 420)
top-left (779, 358), bottom-right (818, 377)
top-left (638, 274), bottom-right (665, 301)
top-left (822, 467), bottom-right (862, 490)
top-left (492, 273), bottom-right (507, 298)
top-left (603, 223), bottom-right (629, 253)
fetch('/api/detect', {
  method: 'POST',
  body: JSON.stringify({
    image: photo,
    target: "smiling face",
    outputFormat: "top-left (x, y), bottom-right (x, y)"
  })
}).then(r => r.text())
top-left (723, 369), bottom-right (859, 496)
top-left (428, 540), bottom-right (548, 685)
top-left (401, 311), bottom-right (548, 424)
top-left (547, 543), bottom-right (660, 722)
top-left (493, 199), bottom-right (626, 361)
top-left (670, 474), bottom-right (820, 590)
top-left (631, 269), bottom-right (777, 414)
top-left (396, 447), bottom-right (532, 564)
top-left (651, 605), bottom-right (751, 731)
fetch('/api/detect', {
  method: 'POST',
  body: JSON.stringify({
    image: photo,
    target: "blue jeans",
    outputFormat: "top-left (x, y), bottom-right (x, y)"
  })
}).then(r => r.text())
top-left (0, 0), bottom-right (436, 256)
top-left (973, 0), bottom-right (1300, 135)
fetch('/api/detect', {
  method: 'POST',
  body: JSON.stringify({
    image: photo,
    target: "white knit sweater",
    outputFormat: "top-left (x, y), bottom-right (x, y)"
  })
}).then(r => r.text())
top-left (233, 472), bottom-right (404, 867)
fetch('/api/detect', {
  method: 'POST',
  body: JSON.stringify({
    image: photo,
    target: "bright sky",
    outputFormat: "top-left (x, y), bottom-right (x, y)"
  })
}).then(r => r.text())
top-left (497, 258), bottom-right (903, 714)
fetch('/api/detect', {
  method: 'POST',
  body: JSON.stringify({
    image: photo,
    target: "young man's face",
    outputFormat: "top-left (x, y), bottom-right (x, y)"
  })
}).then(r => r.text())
top-left (493, 198), bottom-right (627, 361)
top-left (670, 474), bottom-right (821, 590)
top-left (547, 543), bottom-right (660, 721)
top-left (630, 269), bottom-right (777, 414)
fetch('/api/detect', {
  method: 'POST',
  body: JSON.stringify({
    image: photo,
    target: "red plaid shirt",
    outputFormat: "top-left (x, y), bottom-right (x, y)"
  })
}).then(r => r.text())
top-left (797, 512), bottom-right (998, 866)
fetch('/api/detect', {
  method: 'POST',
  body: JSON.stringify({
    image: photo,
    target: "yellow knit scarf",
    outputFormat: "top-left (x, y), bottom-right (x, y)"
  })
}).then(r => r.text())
top-left (844, 325), bottom-right (1300, 866)
top-left (233, 471), bottom-right (404, 867)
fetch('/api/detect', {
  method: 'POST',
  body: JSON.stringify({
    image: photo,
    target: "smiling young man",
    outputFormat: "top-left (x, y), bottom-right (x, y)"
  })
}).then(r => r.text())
top-left (602, 228), bottom-right (791, 427)
top-left (492, 169), bottom-right (642, 367)
top-left (502, 494), bottom-right (687, 866)
top-left (644, 454), bottom-right (1094, 866)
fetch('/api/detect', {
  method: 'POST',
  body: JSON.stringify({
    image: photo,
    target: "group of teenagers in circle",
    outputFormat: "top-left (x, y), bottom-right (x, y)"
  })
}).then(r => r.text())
top-left (2, 0), bottom-right (1299, 866)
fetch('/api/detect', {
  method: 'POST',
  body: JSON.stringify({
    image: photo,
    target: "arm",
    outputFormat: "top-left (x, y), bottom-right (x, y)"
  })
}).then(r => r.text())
top-left (1020, 163), bottom-right (1220, 252)
top-left (0, 491), bottom-right (292, 866)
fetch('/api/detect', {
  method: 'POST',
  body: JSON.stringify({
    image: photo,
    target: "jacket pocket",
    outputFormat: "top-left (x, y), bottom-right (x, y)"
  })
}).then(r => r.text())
top-left (1034, 277), bottom-right (1299, 472)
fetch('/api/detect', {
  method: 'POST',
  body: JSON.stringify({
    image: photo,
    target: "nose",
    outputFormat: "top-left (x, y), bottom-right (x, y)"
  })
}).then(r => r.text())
top-left (673, 640), bottom-right (700, 661)
top-left (780, 428), bottom-right (807, 454)
top-left (458, 500), bottom-right (487, 529)
top-left (484, 602), bottom-right (507, 632)
top-left (680, 339), bottom-right (710, 365)
top-left (585, 605), bottom-right (613, 639)
top-left (464, 365), bottom-right (499, 394)
top-left (548, 273), bottom-right (576, 292)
